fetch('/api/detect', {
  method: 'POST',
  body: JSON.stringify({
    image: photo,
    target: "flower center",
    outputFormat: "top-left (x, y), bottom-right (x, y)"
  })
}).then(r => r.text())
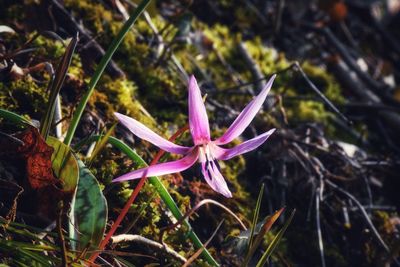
top-left (198, 144), bottom-right (221, 175)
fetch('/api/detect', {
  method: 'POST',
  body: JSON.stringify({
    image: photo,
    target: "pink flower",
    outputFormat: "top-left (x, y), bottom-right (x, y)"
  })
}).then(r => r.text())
top-left (113, 75), bottom-right (276, 197)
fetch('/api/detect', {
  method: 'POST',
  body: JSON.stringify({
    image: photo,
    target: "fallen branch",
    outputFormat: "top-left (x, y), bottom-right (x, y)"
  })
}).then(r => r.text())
top-left (159, 198), bottom-right (247, 243)
top-left (111, 234), bottom-right (187, 264)
top-left (238, 42), bottom-right (264, 92)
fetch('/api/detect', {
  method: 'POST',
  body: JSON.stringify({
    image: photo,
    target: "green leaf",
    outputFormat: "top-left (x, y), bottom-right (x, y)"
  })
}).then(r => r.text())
top-left (256, 209), bottom-right (296, 267)
top-left (0, 239), bottom-right (56, 266)
top-left (69, 160), bottom-right (108, 254)
top-left (227, 184), bottom-right (265, 264)
top-left (47, 136), bottom-right (79, 192)
top-left (241, 207), bottom-right (285, 266)
top-left (40, 34), bottom-right (78, 139)
top-left (87, 123), bottom-right (116, 165)
top-left (74, 135), bottom-right (219, 266)
top-left (248, 183), bottom-right (265, 252)
top-left (0, 108), bottom-right (33, 126)
top-left (228, 217), bottom-right (267, 256)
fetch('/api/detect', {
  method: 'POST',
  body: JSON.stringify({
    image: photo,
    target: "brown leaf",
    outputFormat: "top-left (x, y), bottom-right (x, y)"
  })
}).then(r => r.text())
top-left (15, 127), bottom-right (59, 189)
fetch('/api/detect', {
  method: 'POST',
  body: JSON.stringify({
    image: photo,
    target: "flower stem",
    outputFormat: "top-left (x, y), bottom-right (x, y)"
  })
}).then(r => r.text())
top-left (81, 126), bottom-right (219, 266)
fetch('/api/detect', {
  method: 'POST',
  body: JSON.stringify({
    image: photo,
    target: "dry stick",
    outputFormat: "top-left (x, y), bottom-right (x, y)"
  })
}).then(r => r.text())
top-left (111, 234), bottom-right (187, 263)
top-left (56, 201), bottom-right (68, 267)
top-left (238, 42), bottom-right (263, 92)
top-left (182, 220), bottom-right (224, 267)
top-left (274, 0), bottom-right (285, 34)
top-left (315, 25), bottom-right (400, 109)
top-left (96, 250), bottom-right (158, 260)
top-left (349, 2), bottom-right (400, 57)
top-left (315, 188), bottom-right (327, 267)
top-left (292, 61), bottom-right (352, 125)
top-left (311, 25), bottom-right (384, 91)
top-left (331, 59), bottom-right (400, 136)
top-left (159, 199), bottom-right (247, 243)
top-left (325, 180), bottom-right (395, 259)
top-left (97, 256), bottom-right (113, 267)
top-left (88, 125), bottom-right (189, 265)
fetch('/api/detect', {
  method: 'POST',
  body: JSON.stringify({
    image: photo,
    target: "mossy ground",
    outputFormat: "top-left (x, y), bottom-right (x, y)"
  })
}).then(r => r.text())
top-left (1, 0), bottom-right (398, 266)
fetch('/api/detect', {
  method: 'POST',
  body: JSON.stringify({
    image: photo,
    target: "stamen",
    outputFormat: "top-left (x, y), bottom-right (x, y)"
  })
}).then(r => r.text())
top-left (206, 168), bottom-right (213, 181)
top-left (213, 160), bottom-right (221, 172)
top-left (201, 144), bottom-right (219, 181)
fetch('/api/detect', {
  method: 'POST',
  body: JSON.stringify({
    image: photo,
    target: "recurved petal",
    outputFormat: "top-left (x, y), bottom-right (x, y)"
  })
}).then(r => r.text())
top-left (188, 75), bottom-right (211, 145)
top-left (216, 129), bottom-right (276, 161)
top-left (201, 160), bottom-right (232, 198)
top-left (115, 112), bottom-right (190, 155)
top-left (112, 149), bottom-right (199, 182)
top-left (214, 75), bottom-right (276, 145)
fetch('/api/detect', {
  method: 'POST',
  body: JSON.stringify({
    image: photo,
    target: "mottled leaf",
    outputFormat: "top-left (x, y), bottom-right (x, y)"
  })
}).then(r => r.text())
top-left (69, 160), bottom-right (108, 253)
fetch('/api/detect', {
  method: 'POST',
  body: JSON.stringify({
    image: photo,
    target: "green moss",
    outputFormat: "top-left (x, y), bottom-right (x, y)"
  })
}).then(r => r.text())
top-left (64, 0), bottom-right (113, 34)
top-left (301, 62), bottom-right (345, 104)
top-left (182, 20), bottom-right (345, 136)
top-left (32, 34), bottom-right (66, 59)
top-left (0, 76), bottom-right (48, 120)
top-left (288, 101), bottom-right (331, 124)
top-left (243, 37), bottom-right (291, 76)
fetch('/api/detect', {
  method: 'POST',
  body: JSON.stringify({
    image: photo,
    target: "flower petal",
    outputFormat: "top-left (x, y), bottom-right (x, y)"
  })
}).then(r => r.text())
top-left (113, 149), bottom-right (199, 182)
top-left (115, 112), bottom-right (191, 155)
top-left (188, 75), bottom-right (211, 145)
top-left (216, 129), bottom-right (276, 160)
top-left (201, 160), bottom-right (232, 198)
top-left (215, 75), bottom-right (276, 145)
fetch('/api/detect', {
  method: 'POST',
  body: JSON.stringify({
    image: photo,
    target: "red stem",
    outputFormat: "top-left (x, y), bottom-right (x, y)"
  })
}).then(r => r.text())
top-left (88, 125), bottom-right (189, 264)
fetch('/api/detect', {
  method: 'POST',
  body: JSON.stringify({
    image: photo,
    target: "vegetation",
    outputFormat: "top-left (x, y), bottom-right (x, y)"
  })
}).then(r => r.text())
top-left (1, 0), bottom-right (399, 266)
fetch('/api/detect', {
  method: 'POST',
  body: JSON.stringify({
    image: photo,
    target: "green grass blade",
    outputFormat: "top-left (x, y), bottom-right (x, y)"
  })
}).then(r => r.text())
top-left (63, 0), bottom-right (151, 146)
top-left (0, 217), bottom-right (75, 242)
top-left (74, 135), bottom-right (219, 266)
top-left (242, 208), bottom-right (284, 267)
top-left (255, 209), bottom-right (296, 267)
top-left (87, 123), bottom-right (116, 165)
top-left (0, 240), bottom-right (56, 266)
top-left (0, 108), bottom-right (32, 126)
top-left (40, 34), bottom-right (78, 139)
top-left (248, 183), bottom-right (264, 252)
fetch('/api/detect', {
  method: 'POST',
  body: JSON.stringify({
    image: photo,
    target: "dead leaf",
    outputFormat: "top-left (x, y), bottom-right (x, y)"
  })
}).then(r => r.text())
top-left (15, 127), bottom-right (59, 189)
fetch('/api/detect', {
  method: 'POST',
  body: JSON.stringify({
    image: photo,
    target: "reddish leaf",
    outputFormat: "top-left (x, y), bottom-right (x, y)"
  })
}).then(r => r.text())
top-left (15, 127), bottom-right (59, 189)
